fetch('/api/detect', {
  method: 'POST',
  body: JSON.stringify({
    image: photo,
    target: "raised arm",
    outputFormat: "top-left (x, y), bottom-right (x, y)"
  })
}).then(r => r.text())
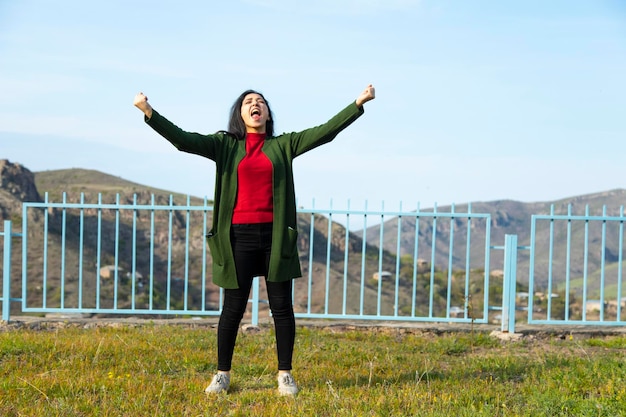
top-left (355, 84), bottom-right (376, 108)
top-left (133, 92), bottom-right (153, 119)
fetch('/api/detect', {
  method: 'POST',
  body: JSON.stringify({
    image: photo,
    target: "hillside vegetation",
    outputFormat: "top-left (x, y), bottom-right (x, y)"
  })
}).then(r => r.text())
top-left (34, 168), bottom-right (204, 204)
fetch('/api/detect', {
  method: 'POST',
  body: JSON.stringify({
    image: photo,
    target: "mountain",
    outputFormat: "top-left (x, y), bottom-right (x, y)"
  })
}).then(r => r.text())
top-left (358, 190), bottom-right (626, 293)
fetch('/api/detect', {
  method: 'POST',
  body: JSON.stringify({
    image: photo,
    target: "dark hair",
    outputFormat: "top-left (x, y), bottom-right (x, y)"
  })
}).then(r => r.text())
top-left (226, 89), bottom-right (275, 140)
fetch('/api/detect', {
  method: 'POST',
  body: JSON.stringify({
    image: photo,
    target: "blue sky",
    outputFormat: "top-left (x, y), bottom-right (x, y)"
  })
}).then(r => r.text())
top-left (1, 0), bottom-right (625, 211)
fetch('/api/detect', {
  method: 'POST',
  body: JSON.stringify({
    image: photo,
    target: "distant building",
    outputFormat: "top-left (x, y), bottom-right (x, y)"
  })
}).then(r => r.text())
top-left (534, 292), bottom-right (559, 300)
top-left (449, 306), bottom-right (465, 317)
top-left (491, 269), bottom-right (504, 278)
top-left (373, 271), bottom-right (392, 281)
top-left (585, 300), bottom-right (606, 314)
top-left (99, 265), bottom-right (124, 279)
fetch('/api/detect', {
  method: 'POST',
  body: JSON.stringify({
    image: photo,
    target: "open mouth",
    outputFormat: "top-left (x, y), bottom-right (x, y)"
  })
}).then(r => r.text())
top-left (251, 108), bottom-right (261, 121)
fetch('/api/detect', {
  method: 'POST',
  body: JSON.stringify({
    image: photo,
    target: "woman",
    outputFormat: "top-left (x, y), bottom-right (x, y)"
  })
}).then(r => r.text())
top-left (133, 84), bottom-right (375, 395)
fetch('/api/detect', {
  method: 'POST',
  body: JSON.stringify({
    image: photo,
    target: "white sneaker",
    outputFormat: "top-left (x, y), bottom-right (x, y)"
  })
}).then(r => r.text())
top-left (277, 372), bottom-right (299, 396)
top-left (205, 373), bottom-right (230, 394)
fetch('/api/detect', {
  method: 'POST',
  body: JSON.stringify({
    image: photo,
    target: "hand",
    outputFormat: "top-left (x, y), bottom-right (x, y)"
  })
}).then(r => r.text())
top-left (355, 84), bottom-right (375, 107)
top-left (134, 92), bottom-right (153, 118)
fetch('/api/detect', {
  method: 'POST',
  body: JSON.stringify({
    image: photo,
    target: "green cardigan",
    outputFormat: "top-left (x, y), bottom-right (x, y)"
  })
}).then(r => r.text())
top-left (146, 102), bottom-right (364, 289)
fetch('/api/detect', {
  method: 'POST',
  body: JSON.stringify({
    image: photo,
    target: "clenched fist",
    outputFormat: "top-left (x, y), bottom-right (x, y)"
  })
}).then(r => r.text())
top-left (355, 84), bottom-right (375, 107)
top-left (134, 92), bottom-right (153, 119)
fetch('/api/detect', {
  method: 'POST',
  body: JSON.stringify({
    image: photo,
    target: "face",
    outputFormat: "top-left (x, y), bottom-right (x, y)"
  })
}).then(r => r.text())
top-left (240, 93), bottom-right (270, 133)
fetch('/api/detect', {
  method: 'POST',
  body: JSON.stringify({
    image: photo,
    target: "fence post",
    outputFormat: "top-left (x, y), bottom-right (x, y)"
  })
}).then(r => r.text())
top-left (250, 276), bottom-right (260, 326)
top-left (501, 234), bottom-right (518, 333)
top-left (2, 220), bottom-right (12, 322)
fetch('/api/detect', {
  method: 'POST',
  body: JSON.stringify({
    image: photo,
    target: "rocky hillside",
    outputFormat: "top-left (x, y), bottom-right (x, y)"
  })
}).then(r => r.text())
top-left (0, 159), bottom-right (41, 221)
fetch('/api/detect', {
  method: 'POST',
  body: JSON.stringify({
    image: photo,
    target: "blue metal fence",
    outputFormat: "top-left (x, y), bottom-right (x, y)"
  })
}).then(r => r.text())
top-left (3, 194), bottom-right (494, 326)
top-left (527, 204), bottom-right (625, 327)
top-left (289, 201), bottom-right (492, 323)
top-left (3, 196), bottom-right (625, 332)
top-left (20, 193), bottom-right (221, 318)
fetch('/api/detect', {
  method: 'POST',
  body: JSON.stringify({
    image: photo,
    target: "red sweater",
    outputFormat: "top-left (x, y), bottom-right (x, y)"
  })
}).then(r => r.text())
top-left (232, 133), bottom-right (274, 224)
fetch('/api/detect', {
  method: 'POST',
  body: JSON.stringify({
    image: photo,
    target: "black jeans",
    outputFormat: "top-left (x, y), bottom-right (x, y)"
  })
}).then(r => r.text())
top-left (217, 223), bottom-right (296, 371)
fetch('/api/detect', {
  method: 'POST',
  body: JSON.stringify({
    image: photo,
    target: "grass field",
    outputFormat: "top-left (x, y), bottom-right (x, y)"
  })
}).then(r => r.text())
top-left (1, 320), bottom-right (625, 416)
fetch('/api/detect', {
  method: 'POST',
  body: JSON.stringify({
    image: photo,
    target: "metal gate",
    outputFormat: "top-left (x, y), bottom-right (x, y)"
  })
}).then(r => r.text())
top-left (526, 204), bottom-right (626, 327)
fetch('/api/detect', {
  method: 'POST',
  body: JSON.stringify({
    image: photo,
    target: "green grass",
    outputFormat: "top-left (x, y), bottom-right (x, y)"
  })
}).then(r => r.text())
top-left (1, 323), bottom-right (626, 416)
